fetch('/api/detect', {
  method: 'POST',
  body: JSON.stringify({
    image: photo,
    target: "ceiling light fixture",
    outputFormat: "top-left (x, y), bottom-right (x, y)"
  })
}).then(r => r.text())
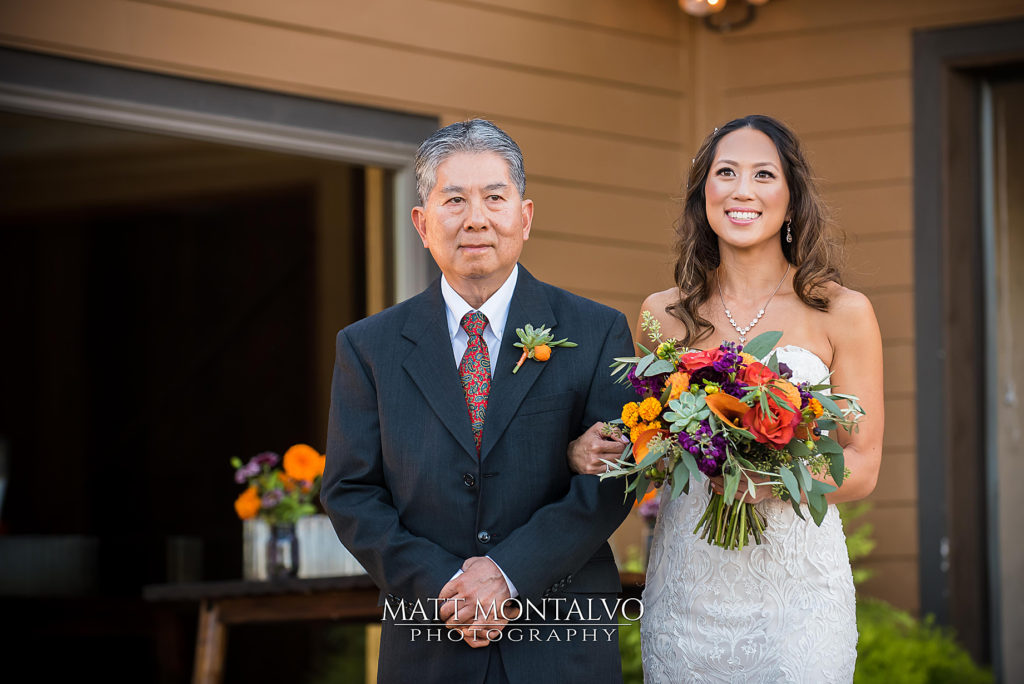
top-left (679, 0), bottom-right (769, 32)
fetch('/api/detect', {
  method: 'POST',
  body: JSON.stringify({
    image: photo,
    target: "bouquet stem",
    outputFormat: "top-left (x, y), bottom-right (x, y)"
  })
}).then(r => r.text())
top-left (694, 490), bottom-right (768, 550)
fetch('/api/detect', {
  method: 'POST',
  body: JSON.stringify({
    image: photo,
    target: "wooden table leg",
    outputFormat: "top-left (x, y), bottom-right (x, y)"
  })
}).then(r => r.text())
top-left (193, 599), bottom-right (227, 684)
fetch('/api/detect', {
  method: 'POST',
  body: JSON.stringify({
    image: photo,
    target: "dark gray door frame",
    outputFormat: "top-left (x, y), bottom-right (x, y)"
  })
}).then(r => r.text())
top-left (913, 17), bottom-right (1024, 668)
top-left (0, 46), bottom-right (439, 301)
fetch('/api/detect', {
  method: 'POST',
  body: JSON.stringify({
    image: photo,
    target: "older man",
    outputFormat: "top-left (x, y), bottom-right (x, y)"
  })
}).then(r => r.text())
top-left (321, 119), bottom-right (633, 683)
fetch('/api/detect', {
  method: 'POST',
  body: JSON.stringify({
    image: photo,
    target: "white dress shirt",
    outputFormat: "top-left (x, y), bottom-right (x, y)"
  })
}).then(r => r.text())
top-left (440, 264), bottom-right (520, 598)
top-left (440, 264), bottom-right (518, 375)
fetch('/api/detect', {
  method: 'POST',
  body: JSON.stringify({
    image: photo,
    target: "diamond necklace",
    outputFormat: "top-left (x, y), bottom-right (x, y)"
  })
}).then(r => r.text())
top-left (718, 264), bottom-right (791, 344)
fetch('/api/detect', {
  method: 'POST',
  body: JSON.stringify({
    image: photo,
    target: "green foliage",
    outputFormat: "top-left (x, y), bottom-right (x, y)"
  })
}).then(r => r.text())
top-left (840, 503), bottom-right (991, 683)
top-left (308, 624), bottom-right (366, 684)
top-left (854, 599), bottom-right (992, 684)
top-left (618, 612), bottom-right (644, 684)
top-left (838, 501), bottom-right (876, 585)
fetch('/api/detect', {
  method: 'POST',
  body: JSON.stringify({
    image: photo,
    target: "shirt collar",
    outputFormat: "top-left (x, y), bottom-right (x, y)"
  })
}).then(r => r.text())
top-left (441, 264), bottom-right (519, 341)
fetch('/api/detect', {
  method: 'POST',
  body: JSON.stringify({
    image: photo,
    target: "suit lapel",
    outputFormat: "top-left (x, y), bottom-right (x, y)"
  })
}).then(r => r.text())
top-left (479, 268), bottom-right (557, 461)
top-left (401, 281), bottom-right (478, 460)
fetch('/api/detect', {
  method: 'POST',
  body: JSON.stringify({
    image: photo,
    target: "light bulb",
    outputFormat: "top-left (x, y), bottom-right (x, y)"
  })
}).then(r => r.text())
top-left (679, 0), bottom-right (728, 17)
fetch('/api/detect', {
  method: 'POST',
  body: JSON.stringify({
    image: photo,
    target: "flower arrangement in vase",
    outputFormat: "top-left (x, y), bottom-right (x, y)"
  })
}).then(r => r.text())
top-left (231, 444), bottom-right (326, 579)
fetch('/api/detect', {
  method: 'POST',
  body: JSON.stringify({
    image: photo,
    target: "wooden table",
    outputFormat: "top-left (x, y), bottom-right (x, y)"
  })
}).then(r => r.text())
top-left (145, 572), bottom-right (646, 684)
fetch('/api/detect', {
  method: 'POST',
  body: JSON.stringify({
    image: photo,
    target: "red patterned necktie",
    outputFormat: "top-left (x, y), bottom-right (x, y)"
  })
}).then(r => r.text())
top-left (458, 311), bottom-right (491, 454)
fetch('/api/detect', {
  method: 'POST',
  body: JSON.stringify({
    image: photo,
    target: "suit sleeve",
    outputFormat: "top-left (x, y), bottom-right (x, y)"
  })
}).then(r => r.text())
top-left (320, 329), bottom-right (463, 603)
top-left (485, 312), bottom-right (636, 599)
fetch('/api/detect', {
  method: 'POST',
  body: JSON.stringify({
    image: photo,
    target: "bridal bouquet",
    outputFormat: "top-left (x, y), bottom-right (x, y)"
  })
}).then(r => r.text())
top-left (600, 314), bottom-right (864, 550)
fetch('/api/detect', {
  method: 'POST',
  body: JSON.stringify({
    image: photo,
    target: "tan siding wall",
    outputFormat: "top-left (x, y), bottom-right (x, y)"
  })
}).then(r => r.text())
top-left (4, 0), bottom-right (1024, 618)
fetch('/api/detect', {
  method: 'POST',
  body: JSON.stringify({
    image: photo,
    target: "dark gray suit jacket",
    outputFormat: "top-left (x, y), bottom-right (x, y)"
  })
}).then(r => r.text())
top-left (322, 266), bottom-right (635, 683)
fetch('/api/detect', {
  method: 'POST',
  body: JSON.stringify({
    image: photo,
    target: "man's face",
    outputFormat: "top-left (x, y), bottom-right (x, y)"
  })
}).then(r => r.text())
top-left (412, 151), bottom-right (533, 294)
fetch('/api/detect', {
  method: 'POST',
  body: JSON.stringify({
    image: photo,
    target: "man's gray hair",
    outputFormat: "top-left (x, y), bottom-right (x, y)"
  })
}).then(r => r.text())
top-left (414, 119), bottom-right (526, 205)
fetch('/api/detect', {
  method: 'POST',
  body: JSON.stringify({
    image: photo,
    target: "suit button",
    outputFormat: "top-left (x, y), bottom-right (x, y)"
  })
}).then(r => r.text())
top-left (477, 530), bottom-right (491, 544)
top-left (463, 473), bottom-right (476, 487)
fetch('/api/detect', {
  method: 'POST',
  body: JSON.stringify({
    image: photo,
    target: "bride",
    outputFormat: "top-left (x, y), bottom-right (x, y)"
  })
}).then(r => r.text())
top-left (569, 115), bottom-right (884, 682)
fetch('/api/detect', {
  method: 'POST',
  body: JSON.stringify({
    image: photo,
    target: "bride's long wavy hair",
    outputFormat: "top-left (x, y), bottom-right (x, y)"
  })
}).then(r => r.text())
top-left (668, 115), bottom-right (844, 346)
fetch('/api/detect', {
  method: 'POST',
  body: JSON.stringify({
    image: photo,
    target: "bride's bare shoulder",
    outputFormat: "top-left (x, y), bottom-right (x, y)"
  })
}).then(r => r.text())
top-left (822, 282), bottom-right (875, 318)
top-left (820, 282), bottom-right (880, 344)
top-left (640, 288), bottom-right (680, 314)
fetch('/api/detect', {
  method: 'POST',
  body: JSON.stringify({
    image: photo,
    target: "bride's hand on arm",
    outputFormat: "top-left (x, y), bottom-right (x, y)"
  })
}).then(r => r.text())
top-left (567, 422), bottom-right (629, 475)
top-left (824, 290), bottom-right (885, 504)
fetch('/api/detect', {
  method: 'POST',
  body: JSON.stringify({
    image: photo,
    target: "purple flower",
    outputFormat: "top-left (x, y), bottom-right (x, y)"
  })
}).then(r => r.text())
top-left (234, 461), bottom-right (260, 484)
top-left (253, 451), bottom-right (280, 467)
top-left (627, 366), bottom-right (667, 397)
top-left (778, 362), bottom-right (793, 379)
top-left (261, 489), bottom-right (284, 508)
top-left (798, 382), bottom-right (813, 409)
top-left (638, 496), bottom-right (660, 519)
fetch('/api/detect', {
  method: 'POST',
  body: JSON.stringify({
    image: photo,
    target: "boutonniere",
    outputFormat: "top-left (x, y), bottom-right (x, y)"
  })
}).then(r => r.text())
top-left (512, 323), bottom-right (577, 374)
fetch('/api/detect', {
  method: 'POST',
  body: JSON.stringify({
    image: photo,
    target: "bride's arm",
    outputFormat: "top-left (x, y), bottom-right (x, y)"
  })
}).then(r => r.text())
top-left (822, 289), bottom-right (885, 504)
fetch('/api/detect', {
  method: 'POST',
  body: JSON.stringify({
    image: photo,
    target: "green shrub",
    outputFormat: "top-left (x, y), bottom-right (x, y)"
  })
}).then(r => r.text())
top-left (618, 613), bottom-right (644, 684)
top-left (855, 598), bottom-right (992, 684)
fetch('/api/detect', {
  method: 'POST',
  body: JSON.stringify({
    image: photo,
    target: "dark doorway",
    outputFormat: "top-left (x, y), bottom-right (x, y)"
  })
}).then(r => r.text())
top-left (0, 112), bottom-right (368, 681)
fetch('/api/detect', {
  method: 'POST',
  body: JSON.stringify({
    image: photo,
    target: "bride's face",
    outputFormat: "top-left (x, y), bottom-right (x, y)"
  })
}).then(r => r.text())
top-left (704, 127), bottom-right (791, 251)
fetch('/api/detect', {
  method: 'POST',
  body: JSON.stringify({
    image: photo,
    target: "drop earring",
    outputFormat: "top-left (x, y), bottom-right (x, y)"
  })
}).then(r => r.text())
top-left (785, 219), bottom-right (793, 243)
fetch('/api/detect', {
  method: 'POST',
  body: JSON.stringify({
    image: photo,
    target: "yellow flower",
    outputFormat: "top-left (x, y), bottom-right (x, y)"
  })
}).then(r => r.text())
top-left (664, 372), bottom-right (690, 401)
top-left (234, 486), bottom-right (261, 520)
top-left (739, 352), bottom-right (759, 367)
top-left (621, 402), bottom-right (640, 428)
top-left (638, 397), bottom-right (662, 422)
top-left (809, 397), bottom-right (824, 418)
top-left (656, 341), bottom-right (676, 361)
top-left (630, 421), bottom-right (662, 443)
top-left (705, 384), bottom-right (720, 394)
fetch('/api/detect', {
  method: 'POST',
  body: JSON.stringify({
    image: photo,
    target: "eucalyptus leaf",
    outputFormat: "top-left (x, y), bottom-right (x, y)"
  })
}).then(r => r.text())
top-left (635, 342), bottom-right (653, 356)
top-left (816, 435), bottom-right (843, 455)
top-left (789, 493), bottom-right (806, 520)
top-left (635, 472), bottom-right (650, 502)
top-left (635, 353), bottom-right (658, 377)
top-left (795, 460), bottom-right (813, 492)
top-left (766, 353), bottom-right (780, 374)
top-left (723, 468), bottom-right (740, 503)
top-left (810, 478), bottom-right (837, 495)
top-left (644, 359), bottom-right (676, 377)
top-left (828, 449), bottom-right (846, 486)
top-left (807, 490), bottom-right (827, 526)
top-left (680, 450), bottom-right (703, 482)
top-left (780, 466), bottom-right (801, 502)
top-left (671, 466), bottom-right (690, 500)
top-left (787, 437), bottom-right (812, 459)
top-left (816, 418), bottom-right (837, 432)
top-left (742, 331), bottom-right (783, 360)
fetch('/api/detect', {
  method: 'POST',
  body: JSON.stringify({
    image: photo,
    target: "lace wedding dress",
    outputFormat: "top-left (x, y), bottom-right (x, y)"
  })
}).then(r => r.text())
top-left (640, 346), bottom-right (857, 683)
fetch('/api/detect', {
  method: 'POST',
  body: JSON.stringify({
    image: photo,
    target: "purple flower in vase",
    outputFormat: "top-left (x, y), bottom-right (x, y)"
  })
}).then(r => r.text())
top-left (261, 489), bottom-right (284, 509)
top-left (638, 495), bottom-right (660, 520)
top-left (234, 461), bottom-right (260, 484)
top-left (253, 451), bottom-right (280, 468)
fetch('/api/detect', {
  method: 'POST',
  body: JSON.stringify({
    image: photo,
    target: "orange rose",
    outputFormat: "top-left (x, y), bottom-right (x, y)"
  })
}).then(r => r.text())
top-left (681, 348), bottom-right (724, 372)
top-left (233, 486), bottom-right (261, 520)
top-left (283, 444), bottom-right (324, 482)
top-left (740, 395), bottom-right (802, 449)
top-left (739, 362), bottom-right (779, 386)
top-left (767, 379), bottom-right (801, 412)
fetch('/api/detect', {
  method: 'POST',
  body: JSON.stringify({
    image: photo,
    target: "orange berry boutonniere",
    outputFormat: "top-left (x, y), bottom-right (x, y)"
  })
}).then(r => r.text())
top-left (512, 323), bottom-right (577, 374)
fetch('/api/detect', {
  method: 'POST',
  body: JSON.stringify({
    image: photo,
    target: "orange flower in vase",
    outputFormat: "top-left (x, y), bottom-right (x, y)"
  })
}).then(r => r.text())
top-left (283, 444), bottom-right (326, 484)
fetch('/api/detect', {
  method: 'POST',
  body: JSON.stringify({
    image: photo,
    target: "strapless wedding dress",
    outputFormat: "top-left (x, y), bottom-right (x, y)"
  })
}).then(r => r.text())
top-left (640, 345), bottom-right (857, 683)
